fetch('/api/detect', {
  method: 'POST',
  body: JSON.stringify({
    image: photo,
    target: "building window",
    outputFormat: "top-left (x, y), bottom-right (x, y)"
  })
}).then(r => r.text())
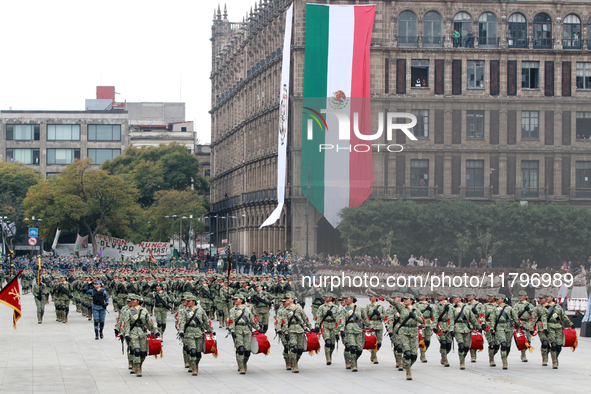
top-left (466, 111), bottom-right (485, 139)
top-left (576, 62), bottom-right (591, 90)
top-left (6, 125), bottom-right (40, 141)
top-left (411, 110), bottom-right (429, 138)
top-left (466, 160), bottom-right (484, 197)
top-left (576, 161), bottom-right (591, 197)
top-left (47, 149), bottom-right (80, 165)
top-left (533, 13), bottom-right (552, 49)
top-left (521, 111), bottom-right (539, 139)
top-left (576, 112), bottom-right (591, 140)
top-left (522, 62), bottom-right (540, 89)
top-left (411, 59), bottom-right (429, 87)
top-left (467, 60), bottom-right (485, 88)
top-left (205, 169), bottom-right (211, 177)
top-left (46, 172), bottom-right (60, 179)
top-left (478, 13), bottom-right (498, 47)
top-left (508, 13), bottom-right (527, 48)
top-left (47, 124), bottom-right (81, 141)
top-left (5, 148), bottom-right (40, 165)
top-left (423, 11), bottom-right (442, 47)
top-left (453, 12), bottom-right (473, 48)
top-left (410, 159), bottom-right (429, 196)
top-left (87, 148), bottom-right (121, 165)
top-left (521, 160), bottom-right (539, 196)
top-left (563, 15), bottom-right (581, 49)
top-left (88, 124), bottom-right (121, 141)
top-left (398, 11), bottom-right (417, 47)
top-left (588, 17), bottom-right (591, 50)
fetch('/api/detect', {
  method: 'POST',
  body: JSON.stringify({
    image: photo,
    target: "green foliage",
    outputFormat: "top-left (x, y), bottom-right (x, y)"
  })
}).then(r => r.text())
top-left (23, 159), bottom-right (141, 255)
top-left (101, 143), bottom-right (207, 206)
top-left (338, 199), bottom-right (591, 266)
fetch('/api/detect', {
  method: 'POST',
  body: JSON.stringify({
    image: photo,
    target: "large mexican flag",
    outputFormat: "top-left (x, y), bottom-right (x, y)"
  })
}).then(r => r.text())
top-left (302, 4), bottom-right (375, 228)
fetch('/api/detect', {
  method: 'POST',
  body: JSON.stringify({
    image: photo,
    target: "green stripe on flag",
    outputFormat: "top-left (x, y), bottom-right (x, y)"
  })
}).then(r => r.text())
top-left (302, 4), bottom-right (329, 214)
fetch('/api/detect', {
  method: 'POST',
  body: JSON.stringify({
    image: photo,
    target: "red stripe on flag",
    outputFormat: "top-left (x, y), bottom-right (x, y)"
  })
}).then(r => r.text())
top-left (349, 5), bottom-right (375, 208)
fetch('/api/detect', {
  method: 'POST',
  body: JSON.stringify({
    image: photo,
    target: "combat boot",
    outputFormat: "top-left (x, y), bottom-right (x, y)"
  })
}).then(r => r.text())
top-left (285, 357), bottom-right (292, 370)
top-left (405, 366), bottom-right (412, 380)
top-left (459, 354), bottom-right (466, 370)
top-left (238, 359), bottom-right (245, 374)
top-left (128, 360), bottom-right (133, 370)
top-left (292, 359), bottom-right (299, 373)
top-left (194, 359), bottom-right (200, 374)
top-left (134, 363), bottom-right (142, 376)
top-left (470, 349), bottom-right (477, 363)
top-left (443, 354), bottom-right (450, 367)
top-left (420, 349), bottom-right (427, 363)
top-left (184, 353), bottom-right (189, 368)
top-left (192, 361), bottom-right (198, 376)
top-left (95, 330), bottom-right (99, 340)
top-left (521, 350), bottom-right (528, 362)
top-left (501, 355), bottom-right (508, 370)
top-left (244, 356), bottom-right (249, 372)
top-left (551, 353), bottom-right (558, 369)
top-left (351, 358), bottom-right (358, 372)
top-left (489, 353), bottom-right (496, 367)
top-left (325, 352), bottom-right (332, 365)
top-left (346, 356), bottom-right (352, 370)
top-left (130, 363), bottom-right (136, 374)
top-left (542, 352), bottom-right (548, 366)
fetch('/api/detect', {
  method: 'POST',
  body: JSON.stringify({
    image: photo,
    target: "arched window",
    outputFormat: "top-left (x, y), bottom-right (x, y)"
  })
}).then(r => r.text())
top-left (588, 17), bottom-right (591, 50)
top-left (508, 13), bottom-right (527, 48)
top-left (423, 11), bottom-right (442, 47)
top-left (398, 11), bottom-right (417, 47)
top-left (453, 12), bottom-right (473, 48)
top-left (478, 13), bottom-right (498, 47)
top-left (533, 13), bottom-right (552, 49)
top-left (563, 14), bottom-right (581, 49)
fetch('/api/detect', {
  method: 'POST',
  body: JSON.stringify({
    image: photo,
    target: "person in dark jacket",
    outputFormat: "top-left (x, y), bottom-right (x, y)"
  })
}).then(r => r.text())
top-left (85, 280), bottom-right (109, 340)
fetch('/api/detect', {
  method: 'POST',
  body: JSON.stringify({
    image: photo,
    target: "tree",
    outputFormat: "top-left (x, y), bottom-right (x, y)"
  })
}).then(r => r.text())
top-left (456, 230), bottom-right (472, 267)
top-left (0, 162), bottom-right (43, 251)
top-left (476, 229), bottom-right (501, 260)
top-left (23, 159), bottom-right (141, 255)
top-left (101, 143), bottom-right (208, 206)
top-left (145, 189), bottom-right (207, 253)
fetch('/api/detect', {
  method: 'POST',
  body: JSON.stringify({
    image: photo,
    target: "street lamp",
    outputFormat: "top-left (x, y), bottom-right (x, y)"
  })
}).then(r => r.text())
top-left (165, 215), bottom-right (178, 255)
top-left (24, 216), bottom-right (43, 256)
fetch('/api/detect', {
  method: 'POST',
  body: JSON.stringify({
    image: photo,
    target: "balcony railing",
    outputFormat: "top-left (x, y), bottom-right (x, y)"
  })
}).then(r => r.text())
top-left (477, 37), bottom-right (500, 48)
top-left (422, 36), bottom-right (443, 48)
top-left (516, 187), bottom-right (548, 200)
top-left (398, 36), bottom-right (418, 47)
top-left (460, 186), bottom-right (493, 199)
top-left (533, 37), bottom-right (553, 49)
top-left (370, 186), bottom-right (438, 200)
top-left (563, 39), bottom-right (582, 50)
top-left (570, 188), bottom-right (591, 199)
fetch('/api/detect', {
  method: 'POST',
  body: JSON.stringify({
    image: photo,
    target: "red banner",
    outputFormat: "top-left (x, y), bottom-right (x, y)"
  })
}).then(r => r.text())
top-left (0, 272), bottom-right (22, 329)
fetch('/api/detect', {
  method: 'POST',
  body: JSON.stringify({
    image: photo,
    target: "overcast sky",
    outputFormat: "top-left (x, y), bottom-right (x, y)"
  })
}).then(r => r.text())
top-left (0, 0), bottom-right (255, 144)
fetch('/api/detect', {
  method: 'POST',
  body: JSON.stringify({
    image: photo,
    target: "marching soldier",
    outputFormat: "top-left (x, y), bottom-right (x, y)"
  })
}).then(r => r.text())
top-left (177, 292), bottom-right (215, 376)
top-left (449, 294), bottom-right (484, 369)
top-left (365, 294), bottom-right (385, 364)
top-left (544, 293), bottom-right (574, 369)
top-left (340, 293), bottom-right (368, 372)
top-left (33, 277), bottom-right (48, 324)
top-left (433, 292), bottom-right (453, 367)
top-left (513, 290), bottom-right (534, 362)
top-left (250, 283), bottom-right (273, 333)
top-left (490, 294), bottom-right (524, 370)
top-left (316, 293), bottom-right (340, 365)
top-left (228, 294), bottom-right (258, 374)
top-left (388, 293), bottom-right (424, 380)
top-left (465, 291), bottom-right (485, 363)
top-left (416, 292), bottom-right (434, 363)
top-left (278, 292), bottom-right (312, 373)
top-left (153, 282), bottom-right (172, 340)
top-left (309, 285), bottom-right (325, 322)
top-left (531, 292), bottom-right (550, 366)
top-left (483, 292), bottom-right (499, 366)
top-left (121, 294), bottom-right (159, 377)
top-left (384, 292), bottom-right (404, 370)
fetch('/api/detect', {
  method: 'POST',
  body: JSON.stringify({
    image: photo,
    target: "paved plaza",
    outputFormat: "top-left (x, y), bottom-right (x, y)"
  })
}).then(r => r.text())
top-left (1, 293), bottom-right (590, 394)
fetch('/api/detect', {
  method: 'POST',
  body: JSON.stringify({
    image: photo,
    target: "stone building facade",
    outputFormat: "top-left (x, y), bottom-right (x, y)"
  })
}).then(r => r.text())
top-left (210, 0), bottom-right (591, 256)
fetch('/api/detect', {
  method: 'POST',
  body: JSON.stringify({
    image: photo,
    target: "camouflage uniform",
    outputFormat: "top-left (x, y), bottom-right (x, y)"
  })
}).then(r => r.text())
top-left (531, 294), bottom-right (550, 365)
top-left (465, 294), bottom-right (486, 362)
top-left (365, 299), bottom-right (385, 364)
top-left (33, 280), bottom-right (48, 323)
top-left (177, 292), bottom-right (214, 375)
top-left (228, 295), bottom-right (258, 373)
top-left (389, 295), bottom-right (424, 380)
top-left (544, 297), bottom-right (573, 368)
top-left (316, 294), bottom-right (340, 365)
top-left (384, 294), bottom-right (404, 370)
top-left (482, 293), bottom-right (499, 366)
top-left (250, 287), bottom-right (273, 333)
top-left (340, 294), bottom-right (368, 372)
top-left (278, 292), bottom-right (312, 373)
top-left (433, 294), bottom-right (453, 367)
top-left (512, 291), bottom-right (535, 362)
top-left (416, 295), bottom-right (435, 363)
top-left (153, 286), bottom-right (172, 338)
top-left (121, 294), bottom-right (159, 377)
top-left (449, 295), bottom-right (483, 369)
top-left (309, 288), bottom-right (325, 322)
top-left (489, 295), bottom-right (522, 369)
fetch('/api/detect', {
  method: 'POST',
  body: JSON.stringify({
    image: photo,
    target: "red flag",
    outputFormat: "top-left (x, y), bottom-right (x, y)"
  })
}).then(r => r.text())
top-left (0, 272), bottom-right (22, 329)
top-left (149, 249), bottom-right (158, 266)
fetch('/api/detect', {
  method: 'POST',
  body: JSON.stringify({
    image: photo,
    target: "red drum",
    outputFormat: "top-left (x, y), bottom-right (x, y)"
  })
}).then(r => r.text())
top-left (563, 327), bottom-right (578, 351)
top-left (470, 330), bottom-right (484, 351)
top-left (363, 329), bottom-right (378, 351)
top-left (513, 330), bottom-right (528, 351)
top-left (203, 332), bottom-right (219, 357)
top-left (304, 331), bottom-right (321, 354)
top-left (147, 334), bottom-right (162, 358)
top-left (251, 332), bottom-right (271, 355)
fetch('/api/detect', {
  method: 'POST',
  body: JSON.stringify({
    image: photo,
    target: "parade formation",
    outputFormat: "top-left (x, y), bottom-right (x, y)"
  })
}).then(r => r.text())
top-left (3, 257), bottom-right (577, 382)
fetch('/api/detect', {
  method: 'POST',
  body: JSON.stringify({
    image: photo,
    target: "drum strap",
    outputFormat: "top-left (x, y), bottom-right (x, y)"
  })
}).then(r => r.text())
top-left (130, 309), bottom-right (143, 331)
top-left (369, 305), bottom-right (382, 320)
top-left (183, 308), bottom-right (201, 332)
top-left (454, 305), bottom-right (468, 325)
top-left (236, 308), bottom-right (247, 325)
top-left (288, 308), bottom-right (303, 328)
top-left (493, 306), bottom-right (507, 332)
top-left (436, 304), bottom-right (449, 324)
top-left (345, 305), bottom-right (359, 325)
top-left (517, 304), bottom-right (531, 320)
